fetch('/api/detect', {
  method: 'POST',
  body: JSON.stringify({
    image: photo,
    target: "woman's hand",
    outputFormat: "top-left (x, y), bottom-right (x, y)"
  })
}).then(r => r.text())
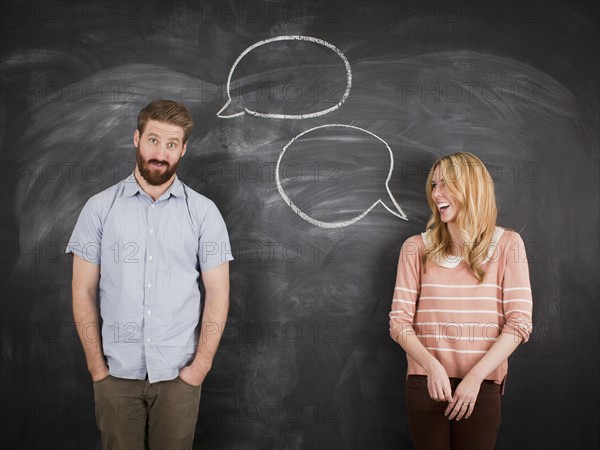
top-left (426, 361), bottom-right (453, 403)
top-left (444, 374), bottom-right (482, 420)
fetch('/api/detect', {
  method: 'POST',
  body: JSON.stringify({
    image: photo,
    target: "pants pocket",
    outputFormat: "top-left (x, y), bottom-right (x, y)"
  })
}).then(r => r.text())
top-left (93, 374), bottom-right (112, 385)
top-left (176, 376), bottom-right (202, 389)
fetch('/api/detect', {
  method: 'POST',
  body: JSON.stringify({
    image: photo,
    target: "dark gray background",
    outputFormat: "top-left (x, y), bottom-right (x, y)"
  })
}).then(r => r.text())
top-left (1, 1), bottom-right (598, 449)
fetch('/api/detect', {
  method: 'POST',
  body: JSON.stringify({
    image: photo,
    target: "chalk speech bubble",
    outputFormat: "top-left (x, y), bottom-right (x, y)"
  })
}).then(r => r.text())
top-left (217, 35), bottom-right (352, 119)
top-left (275, 124), bottom-right (408, 228)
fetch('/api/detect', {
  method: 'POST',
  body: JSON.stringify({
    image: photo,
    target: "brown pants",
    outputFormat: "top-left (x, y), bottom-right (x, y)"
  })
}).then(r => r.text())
top-left (93, 375), bottom-right (202, 450)
top-left (405, 375), bottom-right (502, 450)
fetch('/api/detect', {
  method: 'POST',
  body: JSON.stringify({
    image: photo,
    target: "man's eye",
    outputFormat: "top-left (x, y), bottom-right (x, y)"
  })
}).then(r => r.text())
top-left (149, 138), bottom-right (158, 144)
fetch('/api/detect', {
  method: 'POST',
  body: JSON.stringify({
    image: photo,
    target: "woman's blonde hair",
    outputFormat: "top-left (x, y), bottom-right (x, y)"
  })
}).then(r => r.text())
top-left (423, 152), bottom-right (497, 281)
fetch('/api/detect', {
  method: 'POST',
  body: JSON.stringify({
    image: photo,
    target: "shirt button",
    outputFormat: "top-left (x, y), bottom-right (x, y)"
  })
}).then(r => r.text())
top-left (147, 310), bottom-right (152, 315)
top-left (146, 337), bottom-right (151, 343)
top-left (151, 204), bottom-right (155, 209)
top-left (147, 283), bottom-right (152, 288)
top-left (149, 229), bottom-right (154, 234)
top-left (148, 255), bottom-right (153, 261)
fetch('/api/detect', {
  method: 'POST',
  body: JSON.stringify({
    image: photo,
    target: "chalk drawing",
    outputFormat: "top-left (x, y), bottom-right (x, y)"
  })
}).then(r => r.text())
top-left (275, 124), bottom-right (408, 228)
top-left (217, 35), bottom-right (352, 119)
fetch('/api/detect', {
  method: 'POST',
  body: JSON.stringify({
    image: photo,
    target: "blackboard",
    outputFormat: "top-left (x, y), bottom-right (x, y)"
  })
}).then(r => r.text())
top-left (1, 1), bottom-right (598, 449)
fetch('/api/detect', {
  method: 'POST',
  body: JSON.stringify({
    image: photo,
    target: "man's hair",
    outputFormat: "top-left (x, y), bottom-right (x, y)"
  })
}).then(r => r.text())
top-left (137, 100), bottom-right (194, 143)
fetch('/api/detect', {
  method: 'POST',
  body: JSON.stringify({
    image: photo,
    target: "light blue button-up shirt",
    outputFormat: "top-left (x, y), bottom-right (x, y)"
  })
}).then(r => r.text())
top-left (66, 174), bottom-right (233, 382)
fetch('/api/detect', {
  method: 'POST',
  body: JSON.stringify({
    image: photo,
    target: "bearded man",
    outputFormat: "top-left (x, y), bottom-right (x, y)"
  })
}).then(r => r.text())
top-left (66, 99), bottom-right (233, 450)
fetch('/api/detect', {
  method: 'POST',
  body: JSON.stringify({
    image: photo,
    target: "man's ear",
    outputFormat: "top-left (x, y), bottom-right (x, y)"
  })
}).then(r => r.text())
top-left (181, 142), bottom-right (187, 158)
top-left (133, 129), bottom-right (140, 147)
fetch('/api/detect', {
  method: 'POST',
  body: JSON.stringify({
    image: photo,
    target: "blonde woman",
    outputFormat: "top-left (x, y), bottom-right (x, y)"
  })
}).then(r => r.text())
top-left (390, 152), bottom-right (533, 450)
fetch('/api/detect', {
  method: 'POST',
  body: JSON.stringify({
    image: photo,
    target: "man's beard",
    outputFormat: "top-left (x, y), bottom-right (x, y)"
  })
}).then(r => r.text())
top-left (136, 146), bottom-right (181, 186)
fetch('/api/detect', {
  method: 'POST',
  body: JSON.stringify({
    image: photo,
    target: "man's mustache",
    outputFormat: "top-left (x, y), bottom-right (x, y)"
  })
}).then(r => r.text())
top-left (147, 159), bottom-right (169, 166)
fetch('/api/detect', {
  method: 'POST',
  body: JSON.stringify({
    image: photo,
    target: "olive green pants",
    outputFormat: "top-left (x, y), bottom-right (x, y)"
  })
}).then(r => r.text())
top-left (93, 375), bottom-right (202, 450)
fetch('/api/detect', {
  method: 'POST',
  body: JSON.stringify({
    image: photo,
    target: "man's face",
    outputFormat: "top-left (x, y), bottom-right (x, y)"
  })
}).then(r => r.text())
top-left (134, 119), bottom-right (187, 186)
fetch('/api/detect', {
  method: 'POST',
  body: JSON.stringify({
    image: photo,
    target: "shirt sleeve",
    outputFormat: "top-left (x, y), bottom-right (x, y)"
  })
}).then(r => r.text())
top-left (389, 236), bottom-right (422, 343)
top-left (64, 197), bottom-right (102, 265)
top-left (198, 200), bottom-right (234, 272)
top-left (500, 232), bottom-right (533, 343)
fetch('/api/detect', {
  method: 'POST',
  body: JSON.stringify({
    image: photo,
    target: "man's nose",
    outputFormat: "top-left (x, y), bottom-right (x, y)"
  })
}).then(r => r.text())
top-left (155, 146), bottom-right (169, 159)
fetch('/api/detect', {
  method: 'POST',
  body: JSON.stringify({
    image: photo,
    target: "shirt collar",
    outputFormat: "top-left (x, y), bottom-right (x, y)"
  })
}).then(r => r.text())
top-left (123, 172), bottom-right (185, 200)
top-left (421, 227), bottom-right (504, 269)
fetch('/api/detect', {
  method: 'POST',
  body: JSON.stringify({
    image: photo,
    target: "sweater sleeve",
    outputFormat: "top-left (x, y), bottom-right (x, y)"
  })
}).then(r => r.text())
top-left (500, 232), bottom-right (534, 343)
top-left (389, 236), bottom-right (422, 343)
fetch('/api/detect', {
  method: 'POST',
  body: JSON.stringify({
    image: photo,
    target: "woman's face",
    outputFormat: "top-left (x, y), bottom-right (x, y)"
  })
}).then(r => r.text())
top-left (431, 166), bottom-right (459, 223)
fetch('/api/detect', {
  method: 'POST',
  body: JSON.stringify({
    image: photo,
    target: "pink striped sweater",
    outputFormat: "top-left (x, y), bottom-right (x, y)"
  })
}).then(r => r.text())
top-left (389, 227), bottom-right (533, 384)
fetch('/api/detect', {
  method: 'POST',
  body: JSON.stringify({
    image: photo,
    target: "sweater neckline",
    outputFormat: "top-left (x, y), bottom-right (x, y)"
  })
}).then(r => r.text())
top-left (420, 227), bottom-right (505, 269)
